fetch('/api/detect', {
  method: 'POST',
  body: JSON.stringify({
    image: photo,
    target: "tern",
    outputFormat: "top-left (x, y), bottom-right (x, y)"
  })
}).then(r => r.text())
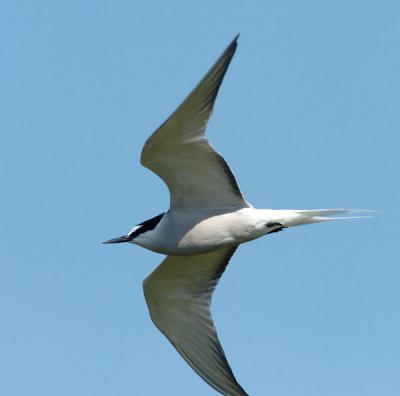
top-left (104, 35), bottom-right (369, 395)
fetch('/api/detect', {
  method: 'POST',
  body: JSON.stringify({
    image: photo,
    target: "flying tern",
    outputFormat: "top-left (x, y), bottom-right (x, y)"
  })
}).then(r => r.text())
top-left (104, 35), bottom-right (369, 395)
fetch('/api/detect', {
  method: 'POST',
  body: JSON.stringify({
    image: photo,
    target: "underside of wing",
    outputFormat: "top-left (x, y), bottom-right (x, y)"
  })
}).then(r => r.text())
top-left (143, 246), bottom-right (248, 396)
top-left (140, 36), bottom-right (250, 211)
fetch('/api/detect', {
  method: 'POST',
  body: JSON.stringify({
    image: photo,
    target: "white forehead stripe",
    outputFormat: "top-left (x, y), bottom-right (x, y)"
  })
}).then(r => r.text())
top-left (128, 225), bottom-right (142, 236)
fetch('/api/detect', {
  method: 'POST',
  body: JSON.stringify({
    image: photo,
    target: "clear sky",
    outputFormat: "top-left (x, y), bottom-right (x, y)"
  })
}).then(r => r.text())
top-left (1, 1), bottom-right (399, 395)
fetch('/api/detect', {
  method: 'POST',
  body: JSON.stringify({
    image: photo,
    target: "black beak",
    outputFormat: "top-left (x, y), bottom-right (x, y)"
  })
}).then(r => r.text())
top-left (102, 235), bottom-right (132, 244)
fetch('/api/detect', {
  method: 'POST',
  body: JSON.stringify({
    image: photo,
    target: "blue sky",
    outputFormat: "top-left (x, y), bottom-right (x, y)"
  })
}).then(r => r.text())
top-left (1, 1), bottom-right (399, 395)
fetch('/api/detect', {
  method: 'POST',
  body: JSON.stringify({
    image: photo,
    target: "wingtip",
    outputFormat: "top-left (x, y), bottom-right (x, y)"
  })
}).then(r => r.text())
top-left (223, 34), bottom-right (240, 60)
top-left (225, 34), bottom-right (239, 52)
top-left (231, 34), bottom-right (240, 48)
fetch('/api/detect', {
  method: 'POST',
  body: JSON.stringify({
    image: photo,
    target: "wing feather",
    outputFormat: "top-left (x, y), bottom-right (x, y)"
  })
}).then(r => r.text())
top-left (140, 36), bottom-right (250, 211)
top-left (143, 246), bottom-right (248, 396)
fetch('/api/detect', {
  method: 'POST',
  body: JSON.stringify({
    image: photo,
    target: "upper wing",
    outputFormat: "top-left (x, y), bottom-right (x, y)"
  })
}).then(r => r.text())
top-left (143, 246), bottom-right (248, 396)
top-left (140, 36), bottom-right (250, 211)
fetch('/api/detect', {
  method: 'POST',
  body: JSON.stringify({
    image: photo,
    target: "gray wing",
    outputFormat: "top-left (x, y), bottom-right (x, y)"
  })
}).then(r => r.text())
top-left (140, 36), bottom-right (250, 211)
top-left (143, 246), bottom-right (248, 396)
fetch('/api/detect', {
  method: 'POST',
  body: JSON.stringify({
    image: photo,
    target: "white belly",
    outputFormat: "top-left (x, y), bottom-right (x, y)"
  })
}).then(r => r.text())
top-left (136, 208), bottom-right (262, 255)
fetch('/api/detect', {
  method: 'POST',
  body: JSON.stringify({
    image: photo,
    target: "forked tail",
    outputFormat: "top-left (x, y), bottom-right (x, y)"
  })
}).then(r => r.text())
top-left (291, 209), bottom-right (375, 226)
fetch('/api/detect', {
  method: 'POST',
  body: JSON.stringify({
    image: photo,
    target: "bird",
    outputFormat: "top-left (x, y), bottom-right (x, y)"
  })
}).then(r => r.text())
top-left (103, 35), bottom-right (370, 396)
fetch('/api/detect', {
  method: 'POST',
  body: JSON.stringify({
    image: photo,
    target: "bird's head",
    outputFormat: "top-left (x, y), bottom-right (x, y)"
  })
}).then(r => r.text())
top-left (102, 212), bottom-right (165, 245)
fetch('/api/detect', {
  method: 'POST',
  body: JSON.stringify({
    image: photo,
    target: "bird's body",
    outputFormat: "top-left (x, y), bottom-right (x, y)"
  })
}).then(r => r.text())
top-left (129, 207), bottom-right (350, 255)
top-left (104, 35), bottom-right (369, 396)
top-left (131, 208), bottom-right (264, 255)
top-left (132, 208), bottom-right (251, 255)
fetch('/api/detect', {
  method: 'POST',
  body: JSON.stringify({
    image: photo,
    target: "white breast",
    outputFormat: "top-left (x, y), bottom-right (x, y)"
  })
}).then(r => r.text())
top-left (133, 208), bottom-right (260, 255)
